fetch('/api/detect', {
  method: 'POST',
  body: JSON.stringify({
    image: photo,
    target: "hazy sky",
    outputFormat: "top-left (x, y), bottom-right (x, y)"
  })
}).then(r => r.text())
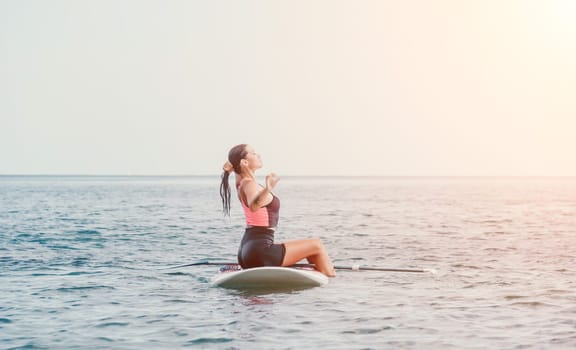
top-left (1, 1), bottom-right (575, 176)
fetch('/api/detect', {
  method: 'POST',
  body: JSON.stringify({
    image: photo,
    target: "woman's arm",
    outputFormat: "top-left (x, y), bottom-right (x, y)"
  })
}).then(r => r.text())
top-left (242, 173), bottom-right (279, 211)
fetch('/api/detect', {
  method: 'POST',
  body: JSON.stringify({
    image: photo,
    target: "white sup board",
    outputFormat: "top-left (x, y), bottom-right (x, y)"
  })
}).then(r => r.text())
top-left (212, 266), bottom-right (329, 289)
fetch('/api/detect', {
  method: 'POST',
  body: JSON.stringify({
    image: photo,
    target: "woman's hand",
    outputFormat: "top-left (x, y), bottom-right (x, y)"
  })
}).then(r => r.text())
top-left (265, 173), bottom-right (280, 191)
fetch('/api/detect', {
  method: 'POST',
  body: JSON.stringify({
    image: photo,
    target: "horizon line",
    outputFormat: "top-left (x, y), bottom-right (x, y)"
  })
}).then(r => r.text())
top-left (2, 174), bottom-right (576, 178)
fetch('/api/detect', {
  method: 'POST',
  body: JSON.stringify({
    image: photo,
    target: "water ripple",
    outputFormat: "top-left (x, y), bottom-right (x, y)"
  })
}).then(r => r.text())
top-left (1, 176), bottom-right (575, 349)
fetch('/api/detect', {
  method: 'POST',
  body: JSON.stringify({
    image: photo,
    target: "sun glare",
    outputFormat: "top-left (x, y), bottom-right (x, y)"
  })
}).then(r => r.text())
top-left (523, 0), bottom-right (576, 39)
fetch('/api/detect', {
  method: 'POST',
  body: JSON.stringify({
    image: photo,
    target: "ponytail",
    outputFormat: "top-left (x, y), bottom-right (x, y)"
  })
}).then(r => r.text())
top-left (219, 144), bottom-right (247, 217)
top-left (220, 170), bottom-right (232, 216)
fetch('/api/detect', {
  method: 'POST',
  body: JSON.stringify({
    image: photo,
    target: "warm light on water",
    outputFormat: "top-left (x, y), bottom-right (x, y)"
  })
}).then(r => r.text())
top-left (1, 176), bottom-right (575, 349)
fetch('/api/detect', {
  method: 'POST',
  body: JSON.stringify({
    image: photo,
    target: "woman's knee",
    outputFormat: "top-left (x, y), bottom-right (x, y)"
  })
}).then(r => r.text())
top-left (311, 238), bottom-right (326, 252)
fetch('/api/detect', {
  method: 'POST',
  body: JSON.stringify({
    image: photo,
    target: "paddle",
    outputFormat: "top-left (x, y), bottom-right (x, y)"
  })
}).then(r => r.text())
top-left (160, 261), bottom-right (238, 270)
top-left (332, 265), bottom-right (435, 273)
top-left (162, 260), bottom-right (435, 274)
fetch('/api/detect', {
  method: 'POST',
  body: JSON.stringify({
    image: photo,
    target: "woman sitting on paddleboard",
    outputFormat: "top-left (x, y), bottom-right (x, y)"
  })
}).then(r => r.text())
top-left (220, 144), bottom-right (336, 277)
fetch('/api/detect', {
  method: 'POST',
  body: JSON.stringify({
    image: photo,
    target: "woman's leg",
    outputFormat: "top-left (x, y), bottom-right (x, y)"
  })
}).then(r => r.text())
top-left (282, 238), bottom-right (336, 277)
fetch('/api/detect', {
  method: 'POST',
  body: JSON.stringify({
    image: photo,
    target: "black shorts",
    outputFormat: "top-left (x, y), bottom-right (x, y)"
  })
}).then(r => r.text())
top-left (237, 226), bottom-right (286, 268)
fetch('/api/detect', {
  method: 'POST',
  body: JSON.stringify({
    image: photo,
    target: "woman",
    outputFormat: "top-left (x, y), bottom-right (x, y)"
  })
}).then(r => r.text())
top-left (220, 144), bottom-right (336, 277)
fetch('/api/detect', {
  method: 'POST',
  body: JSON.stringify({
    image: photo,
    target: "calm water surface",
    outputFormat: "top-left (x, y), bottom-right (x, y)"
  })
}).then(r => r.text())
top-left (1, 176), bottom-right (575, 349)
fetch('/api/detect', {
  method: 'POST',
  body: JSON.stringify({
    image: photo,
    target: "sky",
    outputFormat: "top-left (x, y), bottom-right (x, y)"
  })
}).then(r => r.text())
top-left (1, 0), bottom-right (575, 176)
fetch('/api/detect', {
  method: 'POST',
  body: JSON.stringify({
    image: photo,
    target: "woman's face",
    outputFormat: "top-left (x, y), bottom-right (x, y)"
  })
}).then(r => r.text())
top-left (243, 145), bottom-right (262, 171)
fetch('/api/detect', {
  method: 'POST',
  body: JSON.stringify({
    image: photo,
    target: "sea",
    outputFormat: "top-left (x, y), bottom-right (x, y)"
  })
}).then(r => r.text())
top-left (1, 175), bottom-right (575, 350)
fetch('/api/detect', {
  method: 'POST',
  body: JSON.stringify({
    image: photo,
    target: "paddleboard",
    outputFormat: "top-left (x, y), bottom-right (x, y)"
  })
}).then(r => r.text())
top-left (212, 266), bottom-right (329, 289)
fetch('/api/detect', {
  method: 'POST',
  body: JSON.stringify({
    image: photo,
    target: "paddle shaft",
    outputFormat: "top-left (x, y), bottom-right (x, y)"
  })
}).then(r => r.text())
top-left (163, 261), bottom-right (431, 273)
top-left (292, 264), bottom-right (428, 273)
top-left (335, 265), bottom-right (429, 273)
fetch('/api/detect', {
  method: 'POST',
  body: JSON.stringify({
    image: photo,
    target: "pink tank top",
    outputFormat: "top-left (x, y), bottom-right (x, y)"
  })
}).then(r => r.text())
top-left (237, 179), bottom-right (280, 227)
top-left (240, 195), bottom-right (280, 227)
